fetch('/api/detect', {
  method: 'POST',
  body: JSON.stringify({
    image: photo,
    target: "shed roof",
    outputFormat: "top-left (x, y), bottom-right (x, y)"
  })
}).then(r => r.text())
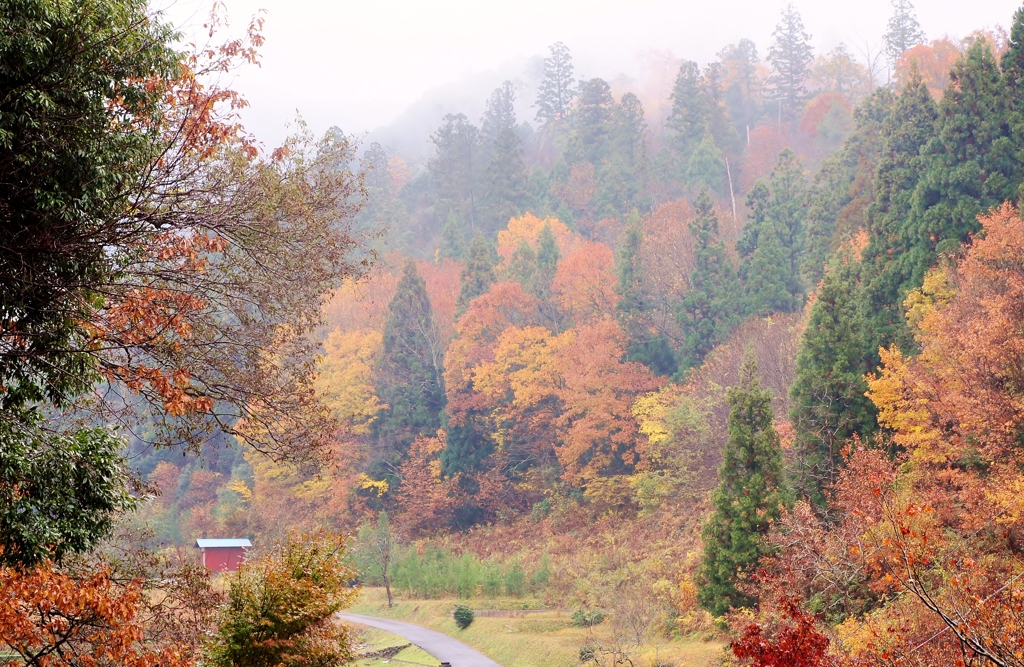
top-left (195, 538), bottom-right (251, 549)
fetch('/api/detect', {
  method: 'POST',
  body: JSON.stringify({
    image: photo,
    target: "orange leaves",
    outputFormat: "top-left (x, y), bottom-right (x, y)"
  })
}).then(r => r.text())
top-left (496, 213), bottom-right (579, 267)
top-left (552, 240), bottom-right (618, 324)
top-left (0, 562), bottom-right (192, 667)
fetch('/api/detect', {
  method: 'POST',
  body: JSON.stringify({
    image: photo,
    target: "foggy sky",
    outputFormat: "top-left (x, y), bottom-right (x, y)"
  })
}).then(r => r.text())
top-left (158, 0), bottom-right (1022, 150)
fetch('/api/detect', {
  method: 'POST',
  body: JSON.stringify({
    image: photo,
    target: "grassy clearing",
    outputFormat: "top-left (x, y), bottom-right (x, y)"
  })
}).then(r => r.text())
top-left (349, 587), bottom-right (724, 667)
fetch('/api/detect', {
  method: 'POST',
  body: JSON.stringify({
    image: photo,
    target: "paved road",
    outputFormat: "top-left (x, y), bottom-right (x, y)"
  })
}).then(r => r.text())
top-left (338, 612), bottom-right (503, 667)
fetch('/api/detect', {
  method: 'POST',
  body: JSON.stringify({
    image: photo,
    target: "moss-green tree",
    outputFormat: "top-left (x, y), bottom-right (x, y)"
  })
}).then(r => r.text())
top-left (697, 356), bottom-right (787, 616)
top-left (455, 235), bottom-right (497, 318)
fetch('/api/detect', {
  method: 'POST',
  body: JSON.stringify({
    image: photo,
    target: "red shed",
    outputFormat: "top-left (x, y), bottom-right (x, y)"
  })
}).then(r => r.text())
top-left (195, 538), bottom-right (251, 572)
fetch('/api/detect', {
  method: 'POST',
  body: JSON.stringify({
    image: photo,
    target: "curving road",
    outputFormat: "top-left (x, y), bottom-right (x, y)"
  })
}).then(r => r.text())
top-left (338, 612), bottom-right (503, 667)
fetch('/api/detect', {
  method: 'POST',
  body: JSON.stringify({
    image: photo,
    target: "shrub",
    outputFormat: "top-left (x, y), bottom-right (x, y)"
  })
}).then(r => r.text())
top-left (571, 608), bottom-right (607, 628)
top-left (453, 605), bottom-right (474, 629)
top-left (206, 531), bottom-right (358, 667)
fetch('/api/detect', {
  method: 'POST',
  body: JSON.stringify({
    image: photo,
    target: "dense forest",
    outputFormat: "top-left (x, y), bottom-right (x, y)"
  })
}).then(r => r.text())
top-left (7, 0), bottom-right (1024, 664)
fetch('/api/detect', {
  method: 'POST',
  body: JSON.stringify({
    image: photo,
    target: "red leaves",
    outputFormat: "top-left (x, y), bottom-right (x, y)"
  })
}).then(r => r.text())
top-left (731, 597), bottom-right (834, 667)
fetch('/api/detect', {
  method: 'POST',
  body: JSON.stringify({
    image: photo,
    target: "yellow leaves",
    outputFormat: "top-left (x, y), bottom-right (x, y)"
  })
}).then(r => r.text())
top-left (471, 325), bottom-right (571, 409)
top-left (496, 213), bottom-right (578, 265)
top-left (225, 479), bottom-right (252, 502)
top-left (315, 328), bottom-right (383, 433)
top-left (904, 266), bottom-right (953, 333)
top-left (356, 473), bottom-right (389, 498)
top-left (866, 346), bottom-right (948, 464)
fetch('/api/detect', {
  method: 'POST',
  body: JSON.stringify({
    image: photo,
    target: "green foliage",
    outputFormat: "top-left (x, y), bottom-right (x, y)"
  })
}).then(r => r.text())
top-left (883, 0), bottom-right (926, 66)
top-left (571, 608), bottom-right (607, 627)
top-left (697, 356), bottom-right (787, 616)
top-left (766, 4), bottom-right (814, 123)
top-left (429, 113), bottom-right (482, 236)
top-left (207, 531), bottom-right (358, 667)
top-left (388, 547), bottom-right (544, 600)
top-left (0, 416), bottom-right (134, 567)
top-left (453, 605), bottom-right (475, 629)
top-left (456, 235), bottom-right (497, 318)
top-left (678, 191), bottom-right (741, 370)
top-left (535, 42), bottom-right (576, 126)
top-left (790, 245), bottom-right (876, 506)
top-left (374, 260), bottom-right (445, 469)
top-left (0, 0), bottom-right (178, 413)
top-left (438, 211), bottom-right (468, 261)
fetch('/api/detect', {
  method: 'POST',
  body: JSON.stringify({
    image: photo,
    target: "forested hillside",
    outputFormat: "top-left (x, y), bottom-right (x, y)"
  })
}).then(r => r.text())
top-left (8, 0), bottom-right (1024, 664)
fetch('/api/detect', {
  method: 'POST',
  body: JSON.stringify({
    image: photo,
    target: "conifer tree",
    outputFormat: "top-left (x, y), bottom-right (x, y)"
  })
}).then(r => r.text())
top-left (790, 244), bottom-right (875, 507)
top-left (437, 211), bottom-right (468, 261)
top-left (455, 235), bottom-right (496, 318)
top-left (668, 60), bottom-right (712, 159)
top-left (697, 355), bottom-right (787, 616)
top-left (767, 4), bottom-right (814, 123)
top-left (535, 223), bottom-right (561, 296)
top-left (567, 78), bottom-right (616, 165)
top-left (678, 190), bottom-right (741, 369)
top-left (481, 81), bottom-right (517, 149)
top-left (481, 126), bottom-right (527, 235)
top-left (883, 0), bottom-right (926, 68)
top-left (374, 261), bottom-right (445, 470)
top-left (429, 113), bottom-right (482, 235)
top-left (686, 130), bottom-right (726, 195)
top-left (535, 42), bottom-right (576, 126)
top-left (616, 211), bottom-right (678, 376)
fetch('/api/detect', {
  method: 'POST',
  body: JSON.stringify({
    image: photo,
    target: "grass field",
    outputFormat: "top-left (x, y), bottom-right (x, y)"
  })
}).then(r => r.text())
top-left (351, 626), bottom-right (441, 667)
top-left (347, 587), bottom-right (724, 667)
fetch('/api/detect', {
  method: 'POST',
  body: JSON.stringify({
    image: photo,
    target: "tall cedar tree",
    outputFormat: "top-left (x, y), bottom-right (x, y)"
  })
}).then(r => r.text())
top-left (790, 243), bottom-right (875, 507)
top-left (482, 127), bottom-right (528, 236)
top-left (481, 81), bottom-right (517, 150)
top-left (802, 88), bottom-right (893, 285)
top-left (535, 42), bottom-right (575, 125)
top-left (429, 113), bottom-right (482, 235)
top-left (668, 61), bottom-right (713, 161)
top-left (883, 0), bottom-right (926, 68)
top-left (697, 356), bottom-right (787, 616)
top-left (858, 69), bottom-right (937, 358)
top-left (678, 191), bottom-right (741, 370)
top-left (455, 235), bottom-right (497, 318)
top-left (617, 212), bottom-right (678, 376)
top-left (738, 149), bottom-right (809, 314)
top-left (567, 78), bottom-right (616, 165)
top-left (374, 261), bottom-right (445, 473)
top-left (718, 40), bottom-right (762, 140)
top-left (767, 4), bottom-right (814, 124)
top-left (437, 211), bottom-right (468, 261)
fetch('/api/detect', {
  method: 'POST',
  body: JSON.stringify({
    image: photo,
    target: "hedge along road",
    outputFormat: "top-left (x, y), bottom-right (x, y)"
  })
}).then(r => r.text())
top-left (338, 612), bottom-right (503, 667)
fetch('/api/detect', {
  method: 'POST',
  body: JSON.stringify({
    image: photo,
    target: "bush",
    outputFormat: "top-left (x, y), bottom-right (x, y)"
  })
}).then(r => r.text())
top-left (453, 605), bottom-right (474, 629)
top-left (571, 608), bottom-right (607, 628)
top-left (206, 531), bottom-right (358, 667)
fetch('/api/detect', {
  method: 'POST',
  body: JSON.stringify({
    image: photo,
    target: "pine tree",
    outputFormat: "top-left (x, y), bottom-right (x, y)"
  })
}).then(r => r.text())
top-left (437, 211), bottom-right (468, 261)
top-left (858, 69), bottom-right (937, 358)
top-left (678, 190), bottom-right (741, 370)
top-left (374, 261), bottom-right (445, 470)
top-left (566, 78), bottom-right (616, 165)
top-left (686, 130), bottom-right (726, 195)
top-left (535, 42), bottom-right (576, 126)
top-left (535, 222), bottom-right (560, 297)
top-left (790, 244), bottom-right (875, 507)
top-left (697, 355), bottom-right (787, 617)
top-left (668, 60), bottom-right (712, 159)
top-left (481, 81), bottom-right (517, 149)
top-left (481, 126), bottom-right (527, 235)
top-left (455, 234), bottom-right (496, 318)
top-left (883, 0), bottom-right (926, 68)
top-left (767, 4), bottom-right (814, 123)
top-left (718, 39), bottom-right (761, 140)
top-left (737, 150), bottom-right (808, 314)
top-left (616, 211), bottom-right (678, 376)
top-left (429, 113), bottom-right (482, 235)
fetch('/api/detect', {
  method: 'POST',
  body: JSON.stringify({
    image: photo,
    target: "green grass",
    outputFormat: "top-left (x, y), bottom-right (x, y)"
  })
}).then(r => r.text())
top-left (350, 587), bottom-right (724, 667)
top-left (350, 626), bottom-right (440, 666)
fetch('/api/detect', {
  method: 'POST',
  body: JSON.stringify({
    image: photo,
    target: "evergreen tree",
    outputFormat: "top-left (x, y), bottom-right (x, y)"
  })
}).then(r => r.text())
top-left (790, 244), bottom-right (875, 507)
top-left (506, 239), bottom-right (537, 290)
top-left (535, 222), bottom-right (561, 297)
top-left (718, 39), bottom-right (762, 141)
top-left (481, 126), bottom-right (528, 235)
top-left (737, 149), bottom-right (808, 314)
top-left (616, 211), bottom-right (678, 376)
top-left (535, 42), bottom-right (576, 126)
top-left (668, 60), bottom-right (712, 159)
top-left (686, 130), bottom-right (726, 195)
top-left (566, 78), bottom-right (616, 165)
top-left (1003, 6), bottom-right (1024, 172)
top-left (455, 234), bottom-right (497, 318)
top-left (357, 143), bottom-right (411, 249)
top-left (429, 113), bottom-right (482, 235)
top-left (481, 81), bottom-right (517, 150)
top-left (678, 190), bottom-right (741, 370)
top-left (766, 4), bottom-right (814, 123)
top-left (883, 0), bottom-right (926, 68)
top-left (857, 70), bottom-right (937, 357)
top-left (374, 261), bottom-right (445, 470)
top-left (437, 210), bottom-right (468, 261)
top-left (697, 355), bottom-right (787, 617)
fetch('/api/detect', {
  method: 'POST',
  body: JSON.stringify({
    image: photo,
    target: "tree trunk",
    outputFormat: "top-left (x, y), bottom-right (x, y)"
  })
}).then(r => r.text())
top-left (383, 573), bottom-right (393, 608)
